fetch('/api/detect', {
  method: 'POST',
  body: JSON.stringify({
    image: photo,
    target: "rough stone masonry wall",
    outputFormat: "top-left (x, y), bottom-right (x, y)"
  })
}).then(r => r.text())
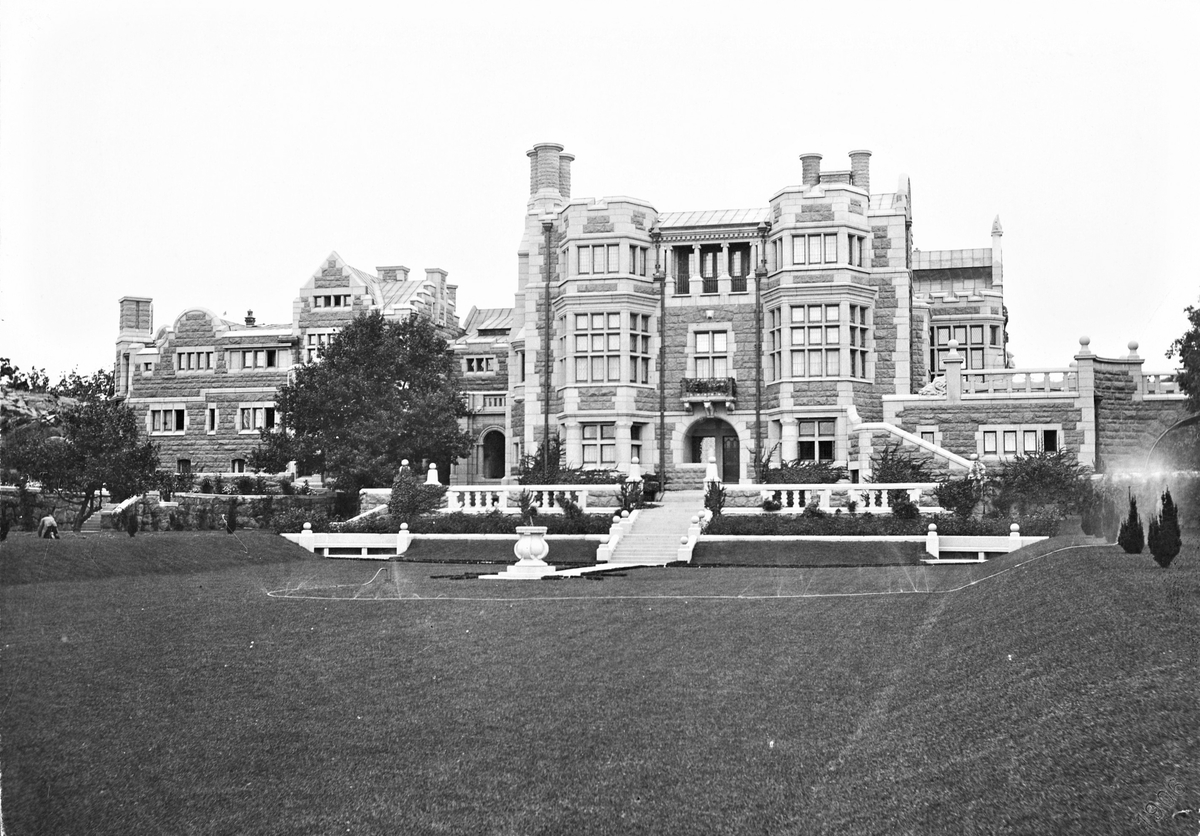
top-left (893, 400), bottom-right (1084, 461)
top-left (1093, 366), bottom-right (1194, 473)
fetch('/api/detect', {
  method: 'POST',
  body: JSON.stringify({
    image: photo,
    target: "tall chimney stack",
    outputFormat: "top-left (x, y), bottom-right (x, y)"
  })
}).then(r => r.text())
top-left (527, 142), bottom-right (565, 195)
top-left (849, 150), bottom-right (871, 193)
top-left (245, 310), bottom-right (256, 327)
top-left (558, 153), bottom-right (574, 199)
top-left (799, 153), bottom-right (823, 187)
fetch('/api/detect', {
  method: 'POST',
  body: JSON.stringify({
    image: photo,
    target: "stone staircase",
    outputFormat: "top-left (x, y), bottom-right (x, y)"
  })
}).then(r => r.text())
top-left (606, 490), bottom-right (706, 565)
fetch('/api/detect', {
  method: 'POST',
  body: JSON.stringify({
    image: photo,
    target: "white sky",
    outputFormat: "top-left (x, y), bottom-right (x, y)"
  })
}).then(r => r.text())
top-left (2, 1), bottom-right (1198, 379)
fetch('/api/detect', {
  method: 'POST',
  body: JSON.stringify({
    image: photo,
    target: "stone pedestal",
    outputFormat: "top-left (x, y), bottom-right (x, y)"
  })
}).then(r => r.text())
top-left (481, 526), bottom-right (555, 580)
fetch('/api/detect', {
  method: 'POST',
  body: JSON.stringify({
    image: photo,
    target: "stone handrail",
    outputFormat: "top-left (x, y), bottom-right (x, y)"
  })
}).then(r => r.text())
top-left (725, 482), bottom-right (942, 514)
top-left (853, 422), bottom-right (973, 472)
top-left (962, 368), bottom-right (1078, 396)
top-left (1142, 372), bottom-right (1182, 396)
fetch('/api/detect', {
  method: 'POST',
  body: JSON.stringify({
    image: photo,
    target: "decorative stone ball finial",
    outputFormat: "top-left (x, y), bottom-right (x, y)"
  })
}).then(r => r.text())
top-left (1127, 340), bottom-right (1139, 357)
top-left (680, 536), bottom-right (690, 545)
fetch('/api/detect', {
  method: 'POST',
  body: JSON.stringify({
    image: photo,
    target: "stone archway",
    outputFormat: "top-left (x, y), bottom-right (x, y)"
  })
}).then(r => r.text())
top-left (481, 429), bottom-right (506, 480)
top-left (685, 417), bottom-right (741, 483)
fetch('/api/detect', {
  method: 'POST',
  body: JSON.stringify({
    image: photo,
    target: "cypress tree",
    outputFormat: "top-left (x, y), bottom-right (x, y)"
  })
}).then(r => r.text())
top-left (1117, 492), bottom-right (1144, 554)
top-left (1149, 488), bottom-right (1183, 568)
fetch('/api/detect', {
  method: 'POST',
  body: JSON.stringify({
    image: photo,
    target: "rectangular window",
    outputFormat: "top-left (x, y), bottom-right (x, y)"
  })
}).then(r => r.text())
top-left (920, 431), bottom-right (935, 444)
top-left (630, 423), bottom-right (644, 463)
top-left (629, 313), bottom-right (651, 384)
top-left (305, 331), bottom-right (336, 362)
top-left (312, 294), bottom-right (351, 308)
top-left (582, 423), bottom-right (616, 466)
top-left (823, 234), bottom-right (837, 263)
top-left (465, 356), bottom-right (495, 374)
top-left (798, 419), bottom-right (837, 462)
top-left (793, 236), bottom-right (807, 265)
top-left (175, 351), bottom-right (213, 372)
top-left (768, 308), bottom-right (782, 382)
top-left (786, 304), bottom-right (867, 379)
top-left (574, 310), bottom-right (622, 383)
top-left (206, 408), bottom-right (217, 434)
top-left (694, 330), bottom-right (728, 378)
top-left (149, 408), bottom-right (186, 434)
top-left (1003, 431), bottom-right (1018, 454)
top-left (231, 458), bottom-right (246, 473)
top-left (808, 236), bottom-right (822, 264)
top-left (230, 348), bottom-right (286, 371)
top-left (930, 320), bottom-right (993, 376)
top-left (1023, 430), bottom-right (1039, 452)
top-left (239, 406), bottom-right (276, 432)
top-left (983, 431), bottom-right (997, 454)
top-left (177, 459), bottom-right (191, 475)
top-left (578, 246), bottom-right (592, 275)
top-left (1043, 429), bottom-right (1058, 453)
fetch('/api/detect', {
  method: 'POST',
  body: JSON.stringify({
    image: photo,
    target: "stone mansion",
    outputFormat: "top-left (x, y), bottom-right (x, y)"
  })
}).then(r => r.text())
top-left (116, 143), bottom-right (1189, 486)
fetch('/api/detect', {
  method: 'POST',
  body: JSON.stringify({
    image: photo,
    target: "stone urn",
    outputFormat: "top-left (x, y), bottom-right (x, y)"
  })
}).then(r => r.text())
top-left (513, 525), bottom-right (550, 566)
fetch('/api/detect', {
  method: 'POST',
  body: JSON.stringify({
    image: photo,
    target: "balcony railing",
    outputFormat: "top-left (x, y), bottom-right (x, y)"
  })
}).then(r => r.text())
top-left (962, 369), bottom-right (1078, 397)
top-left (681, 378), bottom-right (737, 399)
top-left (1143, 372), bottom-right (1181, 396)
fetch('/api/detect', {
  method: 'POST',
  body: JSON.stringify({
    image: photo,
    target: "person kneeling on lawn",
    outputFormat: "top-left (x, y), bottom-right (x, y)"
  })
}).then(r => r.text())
top-left (37, 513), bottom-right (60, 539)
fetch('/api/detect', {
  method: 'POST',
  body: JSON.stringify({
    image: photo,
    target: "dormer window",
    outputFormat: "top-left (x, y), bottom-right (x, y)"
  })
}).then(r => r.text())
top-left (227, 348), bottom-right (289, 371)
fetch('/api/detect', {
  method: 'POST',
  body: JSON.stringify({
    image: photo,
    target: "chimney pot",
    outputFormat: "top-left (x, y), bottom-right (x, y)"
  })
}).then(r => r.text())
top-left (245, 310), bottom-right (255, 327)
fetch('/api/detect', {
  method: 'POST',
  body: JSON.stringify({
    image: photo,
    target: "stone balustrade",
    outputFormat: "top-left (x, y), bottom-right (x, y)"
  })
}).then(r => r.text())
top-left (1142, 372), bottom-right (1181, 396)
top-left (961, 368), bottom-right (1078, 397)
top-left (446, 484), bottom-right (624, 513)
top-left (722, 482), bottom-right (942, 514)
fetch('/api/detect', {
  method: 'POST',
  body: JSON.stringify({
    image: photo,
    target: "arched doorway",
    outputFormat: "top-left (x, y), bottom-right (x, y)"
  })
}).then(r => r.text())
top-left (481, 430), bottom-right (506, 479)
top-left (686, 417), bottom-right (740, 483)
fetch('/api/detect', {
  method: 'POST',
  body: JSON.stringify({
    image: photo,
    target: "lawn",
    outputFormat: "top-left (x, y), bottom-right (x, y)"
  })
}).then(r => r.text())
top-left (2, 532), bottom-right (1197, 834)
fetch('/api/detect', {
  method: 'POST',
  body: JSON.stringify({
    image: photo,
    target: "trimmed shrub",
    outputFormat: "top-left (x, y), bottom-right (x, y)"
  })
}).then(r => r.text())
top-left (125, 508), bottom-right (139, 537)
top-left (387, 472), bottom-right (448, 522)
top-left (762, 498), bottom-right (782, 512)
top-left (703, 512), bottom-right (1056, 538)
top-left (762, 460), bottom-right (848, 485)
top-left (1148, 488), bottom-right (1183, 567)
top-left (991, 450), bottom-right (1091, 519)
top-left (936, 477), bottom-right (983, 519)
top-left (271, 507), bottom-right (331, 533)
top-left (1117, 493), bottom-right (1144, 554)
top-left (890, 492), bottom-right (920, 521)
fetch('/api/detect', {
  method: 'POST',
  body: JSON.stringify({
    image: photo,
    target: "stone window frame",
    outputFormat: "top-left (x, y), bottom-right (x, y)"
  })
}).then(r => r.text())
top-left (692, 329), bottom-right (730, 379)
top-left (312, 294), bottom-right (352, 309)
top-left (206, 405), bottom-right (219, 435)
top-left (628, 313), bottom-right (652, 385)
top-left (787, 302), bottom-right (872, 380)
top-left (572, 311), bottom-right (623, 384)
top-left (237, 401), bottom-right (277, 435)
top-left (791, 232), bottom-right (839, 266)
top-left (148, 405), bottom-right (187, 436)
top-left (687, 322), bottom-right (737, 380)
top-left (226, 347), bottom-right (290, 372)
top-left (798, 418), bottom-right (838, 463)
top-left (931, 322), bottom-right (990, 373)
top-left (175, 348), bottom-right (215, 373)
top-left (464, 355), bottom-right (495, 375)
top-left (978, 424), bottom-right (1063, 461)
top-left (581, 422), bottom-right (617, 467)
top-left (917, 425), bottom-right (942, 447)
top-left (576, 243), bottom-right (620, 276)
top-left (767, 307), bottom-right (784, 382)
top-left (304, 329), bottom-right (339, 363)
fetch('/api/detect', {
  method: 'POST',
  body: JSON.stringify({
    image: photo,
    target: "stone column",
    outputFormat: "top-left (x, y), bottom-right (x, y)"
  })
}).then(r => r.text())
top-left (1074, 336), bottom-right (1096, 468)
top-left (718, 242), bottom-right (731, 293)
top-left (692, 244), bottom-right (701, 289)
top-left (781, 418), bottom-right (799, 463)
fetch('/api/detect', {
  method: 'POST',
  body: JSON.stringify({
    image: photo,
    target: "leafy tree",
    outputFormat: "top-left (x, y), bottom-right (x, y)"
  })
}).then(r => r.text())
top-left (1117, 492), bottom-right (1145, 554)
top-left (51, 368), bottom-right (115, 400)
top-left (1147, 488), bottom-right (1182, 567)
top-left (3, 370), bottom-right (159, 531)
top-left (1167, 297), bottom-right (1200, 414)
top-left (0, 357), bottom-right (50, 392)
top-left (251, 312), bottom-right (473, 496)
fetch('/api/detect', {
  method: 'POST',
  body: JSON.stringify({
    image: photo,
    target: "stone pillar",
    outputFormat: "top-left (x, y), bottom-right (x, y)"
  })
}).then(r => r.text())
top-left (944, 341), bottom-right (964, 403)
top-left (718, 243), bottom-right (731, 293)
top-left (692, 244), bottom-right (701, 288)
top-left (782, 418), bottom-right (799, 463)
top-left (1074, 336), bottom-right (1096, 468)
top-left (565, 422), bottom-right (582, 475)
top-left (991, 215), bottom-right (1004, 287)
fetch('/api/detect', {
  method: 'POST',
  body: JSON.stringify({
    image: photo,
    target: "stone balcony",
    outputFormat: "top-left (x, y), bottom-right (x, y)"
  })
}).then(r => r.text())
top-left (681, 377), bottom-right (737, 416)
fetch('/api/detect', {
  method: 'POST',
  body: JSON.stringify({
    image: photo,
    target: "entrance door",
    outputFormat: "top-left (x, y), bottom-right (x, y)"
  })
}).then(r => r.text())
top-left (482, 430), bottom-right (505, 479)
top-left (721, 435), bottom-right (740, 483)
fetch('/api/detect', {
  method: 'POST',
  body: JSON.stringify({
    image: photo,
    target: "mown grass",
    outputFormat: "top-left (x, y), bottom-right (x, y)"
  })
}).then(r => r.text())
top-left (1, 534), bottom-right (1196, 834)
top-left (693, 539), bottom-right (927, 567)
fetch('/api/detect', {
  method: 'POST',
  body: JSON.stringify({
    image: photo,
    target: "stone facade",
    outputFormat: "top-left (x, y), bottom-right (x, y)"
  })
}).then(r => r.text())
top-left (116, 251), bottom-right (460, 476)
top-left (118, 147), bottom-right (1192, 488)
